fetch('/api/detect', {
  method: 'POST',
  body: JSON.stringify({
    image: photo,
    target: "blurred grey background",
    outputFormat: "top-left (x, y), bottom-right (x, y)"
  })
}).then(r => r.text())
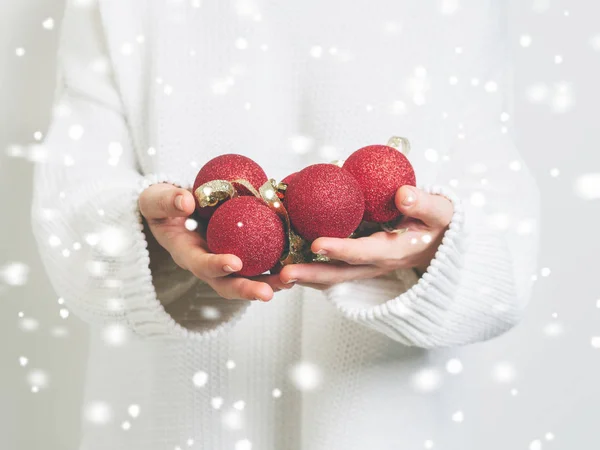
top-left (1, 0), bottom-right (599, 449)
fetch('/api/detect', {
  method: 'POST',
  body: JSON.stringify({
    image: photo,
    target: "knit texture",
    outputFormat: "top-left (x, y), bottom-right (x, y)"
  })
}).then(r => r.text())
top-left (31, 1), bottom-right (539, 449)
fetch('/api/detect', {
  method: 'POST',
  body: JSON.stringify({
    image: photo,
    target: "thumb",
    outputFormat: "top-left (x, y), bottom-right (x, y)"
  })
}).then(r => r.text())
top-left (394, 185), bottom-right (453, 228)
top-left (139, 183), bottom-right (196, 219)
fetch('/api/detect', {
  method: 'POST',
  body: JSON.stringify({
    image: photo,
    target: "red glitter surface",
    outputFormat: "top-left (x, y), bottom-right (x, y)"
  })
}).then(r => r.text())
top-left (285, 163), bottom-right (365, 242)
top-left (343, 145), bottom-right (416, 223)
top-left (280, 172), bottom-right (297, 185)
top-left (193, 154), bottom-right (268, 219)
top-left (206, 196), bottom-right (285, 277)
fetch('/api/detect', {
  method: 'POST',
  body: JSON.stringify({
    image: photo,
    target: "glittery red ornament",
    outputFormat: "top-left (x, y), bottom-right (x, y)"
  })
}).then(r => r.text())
top-left (193, 154), bottom-right (268, 219)
top-left (285, 164), bottom-right (364, 242)
top-left (343, 145), bottom-right (416, 223)
top-left (281, 172), bottom-right (297, 185)
top-left (207, 196), bottom-right (285, 277)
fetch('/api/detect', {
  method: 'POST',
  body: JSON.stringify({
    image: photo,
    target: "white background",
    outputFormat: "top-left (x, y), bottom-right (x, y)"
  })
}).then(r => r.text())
top-left (1, 0), bottom-right (599, 449)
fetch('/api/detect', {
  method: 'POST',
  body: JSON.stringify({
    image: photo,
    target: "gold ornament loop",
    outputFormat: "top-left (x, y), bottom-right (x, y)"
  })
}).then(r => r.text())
top-left (194, 180), bottom-right (236, 207)
top-left (194, 178), bottom-right (260, 208)
top-left (257, 179), bottom-right (309, 265)
top-left (387, 136), bottom-right (411, 155)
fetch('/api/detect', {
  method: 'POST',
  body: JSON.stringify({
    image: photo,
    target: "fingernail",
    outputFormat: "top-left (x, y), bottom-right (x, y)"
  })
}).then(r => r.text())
top-left (315, 249), bottom-right (327, 255)
top-left (254, 297), bottom-right (268, 302)
top-left (402, 189), bottom-right (416, 207)
top-left (223, 265), bottom-right (236, 273)
top-left (284, 278), bottom-right (298, 284)
top-left (174, 195), bottom-right (185, 211)
top-left (283, 283), bottom-right (295, 289)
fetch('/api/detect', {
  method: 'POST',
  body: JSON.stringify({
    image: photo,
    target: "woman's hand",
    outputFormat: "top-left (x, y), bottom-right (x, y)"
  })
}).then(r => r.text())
top-left (139, 183), bottom-right (291, 301)
top-left (278, 186), bottom-right (454, 289)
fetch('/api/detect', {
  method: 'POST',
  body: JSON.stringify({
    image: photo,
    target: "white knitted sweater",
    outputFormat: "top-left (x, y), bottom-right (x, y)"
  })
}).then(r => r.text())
top-left (32, 1), bottom-right (539, 449)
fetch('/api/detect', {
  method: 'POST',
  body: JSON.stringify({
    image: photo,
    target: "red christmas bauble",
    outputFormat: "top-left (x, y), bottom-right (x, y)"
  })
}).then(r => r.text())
top-left (280, 172), bottom-right (297, 185)
top-left (207, 196), bottom-right (285, 277)
top-left (343, 145), bottom-right (416, 223)
top-left (193, 154), bottom-right (268, 219)
top-left (285, 163), bottom-right (364, 242)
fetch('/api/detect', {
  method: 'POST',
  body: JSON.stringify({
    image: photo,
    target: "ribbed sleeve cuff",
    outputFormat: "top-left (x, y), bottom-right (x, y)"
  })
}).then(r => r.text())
top-left (322, 185), bottom-right (522, 348)
top-left (123, 173), bottom-right (251, 339)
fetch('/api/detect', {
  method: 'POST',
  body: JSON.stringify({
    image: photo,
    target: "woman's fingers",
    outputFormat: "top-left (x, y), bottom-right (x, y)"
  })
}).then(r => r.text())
top-left (249, 273), bottom-right (296, 291)
top-left (187, 252), bottom-right (244, 279)
top-left (139, 183), bottom-right (196, 220)
top-left (154, 225), bottom-right (243, 278)
top-left (311, 233), bottom-right (407, 266)
top-left (211, 276), bottom-right (274, 302)
top-left (394, 186), bottom-right (453, 228)
top-left (279, 262), bottom-right (382, 285)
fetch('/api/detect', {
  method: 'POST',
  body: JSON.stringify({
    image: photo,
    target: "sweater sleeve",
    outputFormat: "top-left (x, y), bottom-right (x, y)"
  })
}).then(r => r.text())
top-left (322, 4), bottom-right (540, 348)
top-left (31, 3), bottom-right (249, 340)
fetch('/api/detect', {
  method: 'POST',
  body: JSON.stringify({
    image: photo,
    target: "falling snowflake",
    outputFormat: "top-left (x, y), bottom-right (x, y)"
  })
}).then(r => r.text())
top-left (192, 371), bottom-right (208, 388)
top-left (550, 82), bottom-right (575, 113)
top-left (222, 409), bottom-right (243, 430)
top-left (68, 124), bottom-right (84, 140)
top-left (520, 35), bottom-right (532, 48)
top-left (440, 0), bottom-right (459, 15)
top-left (532, 0), bottom-right (550, 13)
top-left (200, 306), bottom-right (221, 320)
top-left (0, 262), bottom-right (29, 286)
top-left (19, 316), bottom-right (39, 332)
top-left (309, 45), bottom-right (323, 58)
top-left (101, 324), bottom-right (128, 346)
top-left (289, 135), bottom-right (314, 155)
top-left (543, 321), bottom-right (564, 337)
top-left (85, 401), bottom-right (113, 425)
top-left (233, 400), bottom-right (246, 411)
top-left (211, 397), bottom-right (224, 409)
top-left (470, 192), bottom-right (486, 207)
top-left (42, 17), bottom-right (55, 30)
top-left (98, 226), bottom-right (132, 256)
top-left (446, 358), bottom-right (463, 375)
top-left (412, 368), bottom-right (442, 392)
top-left (288, 361), bottom-right (322, 391)
top-left (451, 410), bottom-right (464, 423)
top-left (128, 404), bottom-right (141, 418)
top-left (235, 439), bottom-right (252, 450)
top-left (574, 173), bottom-right (600, 200)
top-left (235, 38), bottom-right (249, 50)
top-left (492, 362), bottom-right (516, 383)
top-left (529, 439), bottom-right (542, 450)
top-left (526, 83), bottom-right (549, 103)
top-left (424, 148), bottom-right (439, 163)
top-left (27, 369), bottom-right (49, 390)
top-left (51, 326), bottom-right (70, 338)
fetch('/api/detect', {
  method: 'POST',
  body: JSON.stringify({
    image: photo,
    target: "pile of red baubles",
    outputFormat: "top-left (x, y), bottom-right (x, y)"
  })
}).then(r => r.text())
top-left (192, 145), bottom-right (416, 277)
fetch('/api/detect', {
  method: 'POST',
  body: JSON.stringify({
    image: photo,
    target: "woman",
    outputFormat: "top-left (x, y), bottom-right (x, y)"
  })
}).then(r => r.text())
top-left (32, 0), bottom-right (539, 449)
